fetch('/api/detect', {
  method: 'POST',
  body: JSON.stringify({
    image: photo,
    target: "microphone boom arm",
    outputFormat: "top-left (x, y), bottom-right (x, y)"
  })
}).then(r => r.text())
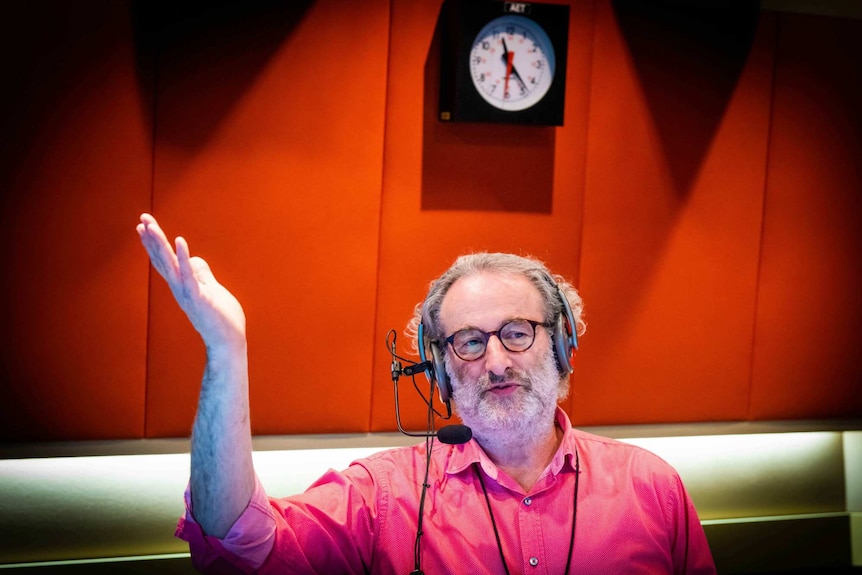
top-left (387, 330), bottom-right (469, 443)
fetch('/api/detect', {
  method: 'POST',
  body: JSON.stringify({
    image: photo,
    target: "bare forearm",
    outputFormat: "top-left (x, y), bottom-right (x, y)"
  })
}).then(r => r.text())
top-left (136, 214), bottom-right (254, 536)
top-left (189, 344), bottom-right (255, 538)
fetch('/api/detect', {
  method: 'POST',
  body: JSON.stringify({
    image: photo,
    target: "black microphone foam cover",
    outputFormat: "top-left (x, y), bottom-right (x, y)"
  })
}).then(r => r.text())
top-left (436, 425), bottom-right (472, 445)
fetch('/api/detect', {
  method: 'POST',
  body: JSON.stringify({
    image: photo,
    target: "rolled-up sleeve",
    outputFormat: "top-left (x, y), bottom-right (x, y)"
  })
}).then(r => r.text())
top-left (175, 474), bottom-right (275, 574)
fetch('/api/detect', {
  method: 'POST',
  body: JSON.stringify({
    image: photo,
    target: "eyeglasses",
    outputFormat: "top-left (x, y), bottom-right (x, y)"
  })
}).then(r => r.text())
top-left (443, 319), bottom-right (551, 362)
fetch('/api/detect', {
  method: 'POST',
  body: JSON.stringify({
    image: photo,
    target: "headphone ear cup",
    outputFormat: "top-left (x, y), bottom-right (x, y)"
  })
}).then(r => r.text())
top-left (552, 314), bottom-right (573, 376)
top-left (429, 341), bottom-right (451, 404)
top-left (552, 284), bottom-right (578, 376)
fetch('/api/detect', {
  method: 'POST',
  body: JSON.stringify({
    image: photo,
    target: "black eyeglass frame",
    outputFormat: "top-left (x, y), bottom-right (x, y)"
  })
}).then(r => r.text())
top-left (442, 319), bottom-right (553, 362)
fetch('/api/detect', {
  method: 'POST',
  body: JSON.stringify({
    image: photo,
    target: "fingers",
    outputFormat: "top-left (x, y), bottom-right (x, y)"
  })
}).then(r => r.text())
top-left (175, 236), bottom-right (202, 301)
top-left (137, 214), bottom-right (218, 304)
top-left (137, 213), bottom-right (180, 284)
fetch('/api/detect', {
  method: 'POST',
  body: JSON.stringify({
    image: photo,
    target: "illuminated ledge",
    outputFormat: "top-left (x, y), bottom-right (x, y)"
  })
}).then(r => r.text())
top-left (2, 419), bottom-right (860, 459)
top-left (0, 553), bottom-right (191, 570)
top-left (0, 426), bottom-right (860, 574)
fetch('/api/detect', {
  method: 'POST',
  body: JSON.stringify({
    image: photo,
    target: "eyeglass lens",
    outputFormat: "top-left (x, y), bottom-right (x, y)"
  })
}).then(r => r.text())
top-left (448, 319), bottom-right (539, 361)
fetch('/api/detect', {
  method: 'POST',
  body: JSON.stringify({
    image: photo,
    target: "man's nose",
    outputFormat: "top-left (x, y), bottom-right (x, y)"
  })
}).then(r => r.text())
top-left (483, 334), bottom-right (513, 375)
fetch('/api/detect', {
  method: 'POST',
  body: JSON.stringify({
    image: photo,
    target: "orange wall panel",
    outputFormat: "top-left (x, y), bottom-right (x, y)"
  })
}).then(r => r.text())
top-left (573, 2), bottom-right (772, 424)
top-left (750, 14), bottom-right (862, 419)
top-left (0, 2), bottom-right (152, 440)
top-left (144, 1), bottom-right (390, 436)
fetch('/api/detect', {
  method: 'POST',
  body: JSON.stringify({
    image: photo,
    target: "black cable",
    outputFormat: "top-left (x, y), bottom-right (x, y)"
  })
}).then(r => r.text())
top-left (409, 336), bottom-right (439, 575)
top-left (474, 447), bottom-right (581, 575)
top-left (412, 434), bottom-right (434, 572)
top-left (563, 449), bottom-right (580, 574)
top-left (474, 463), bottom-right (512, 575)
top-left (388, 330), bottom-right (451, 422)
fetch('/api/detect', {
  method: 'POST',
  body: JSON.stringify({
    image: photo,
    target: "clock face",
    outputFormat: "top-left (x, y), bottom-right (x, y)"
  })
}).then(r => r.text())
top-left (468, 15), bottom-right (556, 112)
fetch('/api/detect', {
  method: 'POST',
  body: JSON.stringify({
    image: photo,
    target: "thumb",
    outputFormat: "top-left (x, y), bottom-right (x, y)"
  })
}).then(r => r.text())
top-left (189, 256), bottom-right (216, 285)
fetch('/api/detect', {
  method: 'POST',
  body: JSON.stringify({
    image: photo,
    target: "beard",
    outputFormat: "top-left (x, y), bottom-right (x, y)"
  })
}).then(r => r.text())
top-left (447, 346), bottom-right (566, 445)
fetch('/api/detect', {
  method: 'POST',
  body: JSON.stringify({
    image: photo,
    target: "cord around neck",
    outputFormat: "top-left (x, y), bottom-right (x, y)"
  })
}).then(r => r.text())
top-left (472, 448), bottom-right (580, 574)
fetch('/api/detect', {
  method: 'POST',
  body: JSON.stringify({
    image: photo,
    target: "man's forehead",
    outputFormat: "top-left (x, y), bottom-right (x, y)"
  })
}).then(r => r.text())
top-left (438, 272), bottom-right (544, 332)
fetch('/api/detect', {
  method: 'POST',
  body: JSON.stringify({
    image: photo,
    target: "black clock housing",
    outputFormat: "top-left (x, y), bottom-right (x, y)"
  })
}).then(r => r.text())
top-left (439, 0), bottom-right (570, 126)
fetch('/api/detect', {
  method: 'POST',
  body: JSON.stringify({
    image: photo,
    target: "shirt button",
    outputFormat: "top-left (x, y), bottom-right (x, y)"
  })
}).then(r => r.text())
top-left (523, 497), bottom-right (532, 506)
top-left (529, 557), bottom-right (539, 567)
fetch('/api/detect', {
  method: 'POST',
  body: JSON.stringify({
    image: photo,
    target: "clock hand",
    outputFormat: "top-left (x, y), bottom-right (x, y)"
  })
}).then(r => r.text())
top-left (501, 37), bottom-right (514, 99)
top-left (510, 65), bottom-right (528, 93)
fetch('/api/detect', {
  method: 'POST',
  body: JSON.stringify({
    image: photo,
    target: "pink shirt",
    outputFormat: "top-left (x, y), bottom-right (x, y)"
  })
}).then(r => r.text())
top-left (177, 409), bottom-right (716, 574)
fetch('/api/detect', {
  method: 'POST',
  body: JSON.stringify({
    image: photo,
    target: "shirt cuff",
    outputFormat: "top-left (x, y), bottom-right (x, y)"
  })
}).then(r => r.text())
top-left (177, 474), bottom-right (276, 571)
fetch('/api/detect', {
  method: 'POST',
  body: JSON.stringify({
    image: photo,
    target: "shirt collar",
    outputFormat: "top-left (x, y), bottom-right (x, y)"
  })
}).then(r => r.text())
top-left (443, 407), bottom-right (578, 479)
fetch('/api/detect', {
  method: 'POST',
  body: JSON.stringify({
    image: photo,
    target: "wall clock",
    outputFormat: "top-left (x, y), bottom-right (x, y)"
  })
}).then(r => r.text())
top-left (439, 0), bottom-right (570, 125)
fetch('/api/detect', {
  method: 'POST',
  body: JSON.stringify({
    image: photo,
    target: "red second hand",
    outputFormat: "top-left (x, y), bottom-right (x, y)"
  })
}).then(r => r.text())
top-left (504, 50), bottom-right (514, 98)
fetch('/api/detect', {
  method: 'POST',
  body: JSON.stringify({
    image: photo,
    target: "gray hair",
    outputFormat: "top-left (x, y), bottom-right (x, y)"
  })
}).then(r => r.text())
top-left (407, 252), bottom-right (586, 354)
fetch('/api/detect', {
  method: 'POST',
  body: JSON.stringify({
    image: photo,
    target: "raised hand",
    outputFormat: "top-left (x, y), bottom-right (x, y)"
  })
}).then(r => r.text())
top-left (137, 213), bottom-right (254, 538)
top-left (136, 213), bottom-right (246, 353)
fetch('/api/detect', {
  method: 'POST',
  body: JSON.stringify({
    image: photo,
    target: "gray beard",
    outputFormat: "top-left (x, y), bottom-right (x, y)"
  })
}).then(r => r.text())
top-left (448, 347), bottom-right (563, 449)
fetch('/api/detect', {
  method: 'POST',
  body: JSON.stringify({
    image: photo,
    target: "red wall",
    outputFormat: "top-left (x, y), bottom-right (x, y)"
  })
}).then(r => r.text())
top-left (0, 1), bottom-right (859, 441)
top-left (0, 2), bottom-right (152, 440)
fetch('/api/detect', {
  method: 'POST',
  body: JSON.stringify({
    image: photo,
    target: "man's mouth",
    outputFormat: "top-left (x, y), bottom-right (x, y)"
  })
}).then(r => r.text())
top-left (486, 383), bottom-right (521, 395)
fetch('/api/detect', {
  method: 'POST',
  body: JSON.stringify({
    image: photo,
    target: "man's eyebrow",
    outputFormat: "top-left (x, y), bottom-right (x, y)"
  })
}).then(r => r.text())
top-left (450, 317), bottom-right (529, 334)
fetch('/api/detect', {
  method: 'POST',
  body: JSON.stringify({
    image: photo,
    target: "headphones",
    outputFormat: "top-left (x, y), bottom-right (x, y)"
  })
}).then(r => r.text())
top-left (418, 278), bottom-right (578, 405)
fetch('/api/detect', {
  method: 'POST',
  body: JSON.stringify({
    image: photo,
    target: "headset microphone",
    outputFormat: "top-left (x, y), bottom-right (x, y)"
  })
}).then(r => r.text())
top-left (402, 362), bottom-right (432, 377)
top-left (436, 424), bottom-right (472, 444)
top-left (388, 330), bottom-right (469, 442)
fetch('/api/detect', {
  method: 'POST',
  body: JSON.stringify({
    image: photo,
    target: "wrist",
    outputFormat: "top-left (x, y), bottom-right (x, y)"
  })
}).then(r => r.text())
top-left (204, 339), bottom-right (248, 365)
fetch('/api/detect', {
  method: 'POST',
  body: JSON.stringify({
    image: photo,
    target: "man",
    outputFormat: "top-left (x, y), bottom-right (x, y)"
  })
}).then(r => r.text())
top-left (137, 213), bottom-right (716, 574)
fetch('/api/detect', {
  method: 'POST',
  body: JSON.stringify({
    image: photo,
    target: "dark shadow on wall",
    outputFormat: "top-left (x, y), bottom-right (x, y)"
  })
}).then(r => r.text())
top-left (131, 0), bottom-right (314, 151)
top-left (612, 0), bottom-right (760, 196)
